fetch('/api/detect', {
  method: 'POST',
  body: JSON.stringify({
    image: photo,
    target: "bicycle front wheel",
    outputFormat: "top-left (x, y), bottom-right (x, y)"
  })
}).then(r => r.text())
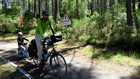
top-left (50, 53), bottom-right (67, 78)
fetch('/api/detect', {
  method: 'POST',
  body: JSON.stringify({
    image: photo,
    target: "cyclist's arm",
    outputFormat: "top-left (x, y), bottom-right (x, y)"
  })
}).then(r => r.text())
top-left (23, 38), bottom-right (29, 42)
top-left (49, 20), bottom-right (55, 35)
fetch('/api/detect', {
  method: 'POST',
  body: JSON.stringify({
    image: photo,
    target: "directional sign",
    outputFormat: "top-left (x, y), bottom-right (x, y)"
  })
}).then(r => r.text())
top-left (62, 14), bottom-right (71, 25)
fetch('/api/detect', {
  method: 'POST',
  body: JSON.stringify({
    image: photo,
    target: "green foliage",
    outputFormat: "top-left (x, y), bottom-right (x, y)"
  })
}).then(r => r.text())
top-left (29, 29), bottom-right (35, 35)
top-left (131, 37), bottom-right (140, 50)
top-left (68, 18), bottom-right (90, 41)
top-left (0, 6), bottom-right (21, 34)
top-left (66, 1), bottom-right (140, 50)
top-left (26, 18), bottom-right (37, 29)
top-left (136, 9), bottom-right (140, 27)
top-left (0, 14), bottom-right (19, 33)
top-left (4, 6), bottom-right (21, 15)
top-left (60, 0), bottom-right (87, 19)
top-left (23, 11), bottom-right (34, 29)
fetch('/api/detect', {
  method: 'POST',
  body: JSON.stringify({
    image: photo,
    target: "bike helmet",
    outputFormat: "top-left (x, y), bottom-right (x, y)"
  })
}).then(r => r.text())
top-left (42, 10), bottom-right (49, 15)
top-left (18, 32), bottom-right (23, 36)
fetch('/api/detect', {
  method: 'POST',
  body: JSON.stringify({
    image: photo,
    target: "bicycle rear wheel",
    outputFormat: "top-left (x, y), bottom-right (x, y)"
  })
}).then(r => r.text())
top-left (50, 53), bottom-right (67, 78)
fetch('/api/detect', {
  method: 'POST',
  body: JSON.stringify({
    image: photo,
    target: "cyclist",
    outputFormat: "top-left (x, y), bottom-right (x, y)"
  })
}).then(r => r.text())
top-left (17, 32), bottom-right (29, 57)
top-left (35, 10), bottom-right (55, 63)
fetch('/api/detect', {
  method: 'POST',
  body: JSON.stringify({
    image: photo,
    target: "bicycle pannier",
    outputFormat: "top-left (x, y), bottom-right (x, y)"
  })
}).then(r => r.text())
top-left (51, 34), bottom-right (62, 42)
top-left (28, 39), bottom-right (38, 58)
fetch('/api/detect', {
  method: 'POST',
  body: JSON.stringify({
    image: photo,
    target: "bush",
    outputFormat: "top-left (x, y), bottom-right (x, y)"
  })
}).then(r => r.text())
top-left (23, 11), bottom-right (35, 29)
top-left (0, 6), bottom-right (21, 34)
top-left (5, 6), bottom-right (21, 15)
top-left (67, 3), bottom-right (137, 50)
top-left (0, 14), bottom-right (19, 33)
top-left (29, 29), bottom-right (35, 36)
top-left (24, 18), bottom-right (37, 30)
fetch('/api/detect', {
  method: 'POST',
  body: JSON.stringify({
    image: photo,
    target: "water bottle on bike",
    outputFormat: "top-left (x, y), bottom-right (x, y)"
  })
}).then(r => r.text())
top-left (44, 51), bottom-right (49, 59)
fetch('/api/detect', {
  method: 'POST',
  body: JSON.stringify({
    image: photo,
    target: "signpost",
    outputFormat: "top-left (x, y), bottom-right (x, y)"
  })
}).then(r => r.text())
top-left (62, 14), bottom-right (71, 43)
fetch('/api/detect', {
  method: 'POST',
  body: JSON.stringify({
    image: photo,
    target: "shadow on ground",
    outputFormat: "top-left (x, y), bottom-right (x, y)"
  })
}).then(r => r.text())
top-left (0, 44), bottom-right (96, 79)
top-left (1, 43), bottom-right (140, 79)
top-left (0, 70), bottom-right (27, 79)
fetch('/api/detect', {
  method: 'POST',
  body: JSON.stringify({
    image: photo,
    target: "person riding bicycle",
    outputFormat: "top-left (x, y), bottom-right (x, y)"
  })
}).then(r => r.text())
top-left (17, 32), bottom-right (29, 57)
top-left (35, 10), bottom-right (55, 63)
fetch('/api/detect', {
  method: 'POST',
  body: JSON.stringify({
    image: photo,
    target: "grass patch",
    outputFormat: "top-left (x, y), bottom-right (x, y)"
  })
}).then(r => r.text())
top-left (0, 61), bottom-right (26, 79)
top-left (82, 45), bottom-right (94, 57)
top-left (0, 33), bottom-right (17, 41)
top-left (0, 33), bottom-right (34, 42)
top-left (81, 45), bottom-right (140, 67)
top-left (82, 45), bottom-right (114, 60)
top-left (111, 52), bottom-right (139, 67)
top-left (81, 45), bottom-right (140, 77)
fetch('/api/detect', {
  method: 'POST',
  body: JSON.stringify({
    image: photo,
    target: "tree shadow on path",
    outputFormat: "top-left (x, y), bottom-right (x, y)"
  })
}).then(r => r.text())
top-left (0, 43), bottom-right (132, 79)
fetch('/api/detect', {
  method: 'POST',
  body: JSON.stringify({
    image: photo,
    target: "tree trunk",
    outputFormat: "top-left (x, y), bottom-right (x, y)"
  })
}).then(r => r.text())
top-left (17, 0), bottom-right (20, 5)
top-left (138, 0), bottom-right (140, 9)
top-left (34, 0), bottom-right (36, 17)
top-left (132, 0), bottom-right (136, 19)
top-left (2, 0), bottom-right (4, 13)
top-left (132, 0), bottom-right (139, 35)
top-left (54, 0), bottom-right (58, 23)
top-left (59, 0), bottom-right (62, 17)
top-left (45, 0), bottom-right (49, 10)
top-left (126, 0), bottom-right (133, 26)
top-left (38, 0), bottom-right (41, 17)
top-left (97, 0), bottom-right (100, 12)
top-left (90, 0), bottom-right (94, 15)
top-left (103, 0), bottom-right (107, 12)
top-left (28, 0), bottom-right (30, 12)
top-left (4, 0), bottom-right (6, 9)
top-left (23, 0), bottom-right (26, 9)
top-left (52, 0), bottom-right (53, 15)
top-left (76, 0), bottom-right (79, 19)
top-left (94, 0), bottom-right (97, 11)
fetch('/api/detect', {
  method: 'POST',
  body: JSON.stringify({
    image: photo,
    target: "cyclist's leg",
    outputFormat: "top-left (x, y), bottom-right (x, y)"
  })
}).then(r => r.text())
top-left (24, 47), bottom-right (29, 57)
top-left (18, 45), bottom-right (24, 57)
top-left (20, 45), bottom-right (26, 57)
top-left (35, 34), bottom-right (43, 61)
top-left (17, 47), bottom-right (21, 56)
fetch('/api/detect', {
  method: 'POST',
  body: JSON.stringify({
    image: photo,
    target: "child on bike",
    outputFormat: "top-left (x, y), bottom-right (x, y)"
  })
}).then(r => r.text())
top-left (17, 32), bottom-right (29, 57)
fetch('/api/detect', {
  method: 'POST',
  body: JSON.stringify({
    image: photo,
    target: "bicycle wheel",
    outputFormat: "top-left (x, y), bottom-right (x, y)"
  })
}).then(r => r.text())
top-left (50, 53), bottom-right (67, 78)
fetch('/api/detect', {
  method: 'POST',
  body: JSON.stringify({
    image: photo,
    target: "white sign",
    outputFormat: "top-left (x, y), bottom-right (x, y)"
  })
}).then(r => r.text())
top-left (62, 14), bottom-right (71, 25)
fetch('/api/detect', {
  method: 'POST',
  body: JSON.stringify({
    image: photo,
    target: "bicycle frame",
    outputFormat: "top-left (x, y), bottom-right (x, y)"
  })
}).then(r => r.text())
top-left (41, 36), bottom-right (67, 78)
top-left (42, 43), bottom-right (58, 62)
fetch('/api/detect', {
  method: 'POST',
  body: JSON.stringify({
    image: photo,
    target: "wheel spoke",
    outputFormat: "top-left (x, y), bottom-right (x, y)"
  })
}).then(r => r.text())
top-left (50, 53), bottom-right (67, 78)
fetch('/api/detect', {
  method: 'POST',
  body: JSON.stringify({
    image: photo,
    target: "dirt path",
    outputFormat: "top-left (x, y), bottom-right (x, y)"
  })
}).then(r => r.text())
top-left (0, 41), bottom-right (134, 79)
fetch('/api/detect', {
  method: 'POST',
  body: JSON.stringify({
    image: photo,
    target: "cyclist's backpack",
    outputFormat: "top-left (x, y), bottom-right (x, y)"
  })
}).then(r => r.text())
top-left (28, 39), bottom-right (38, 58)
